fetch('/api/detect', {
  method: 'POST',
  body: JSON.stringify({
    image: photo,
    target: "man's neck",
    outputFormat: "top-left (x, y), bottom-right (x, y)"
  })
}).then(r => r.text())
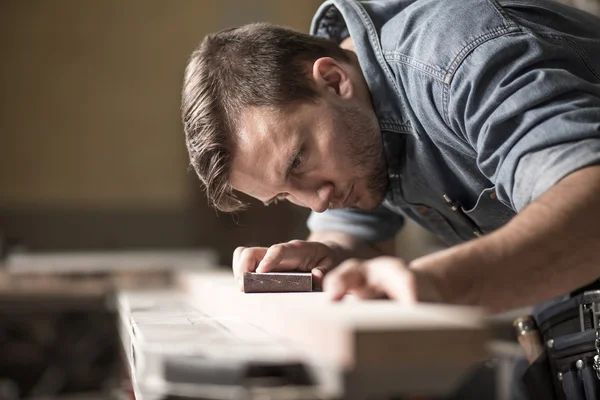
top-left (340, 36), bottom-right (356, 52)
top-left (338, 36), bottom-right (377, 121)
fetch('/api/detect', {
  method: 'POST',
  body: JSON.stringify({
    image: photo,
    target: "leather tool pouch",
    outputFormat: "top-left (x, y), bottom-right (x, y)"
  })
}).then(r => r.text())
top-left (524, 290), bottom-right (600, 400)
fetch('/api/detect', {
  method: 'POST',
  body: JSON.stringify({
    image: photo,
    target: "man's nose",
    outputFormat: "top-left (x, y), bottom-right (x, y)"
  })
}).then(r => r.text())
top-left (294, 183), bottom-right (334, 213)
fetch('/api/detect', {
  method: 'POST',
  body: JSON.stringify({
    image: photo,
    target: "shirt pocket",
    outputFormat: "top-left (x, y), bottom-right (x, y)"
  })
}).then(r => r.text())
top-left (461, 187), bottom-right (516, 234)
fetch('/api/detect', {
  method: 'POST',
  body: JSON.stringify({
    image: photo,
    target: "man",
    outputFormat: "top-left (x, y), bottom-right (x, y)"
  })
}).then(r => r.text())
top-left (182, 0), bottom-right (600, 313)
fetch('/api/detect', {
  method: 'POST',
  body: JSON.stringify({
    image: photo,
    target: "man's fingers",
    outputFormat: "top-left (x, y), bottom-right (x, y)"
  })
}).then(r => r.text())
top-left (311, 261), bottom-right (336, 288)
top-left (350, 286), bottom-right (386, 300)
top-left (232, 241), bottom-right (335, 292)
top-left (232, 246), bottom-right (244, 283)
top-left (365, 259), bottom-right (417, 304)
top-left (256, 243), bottom-right (289, 273)
top-left (323, 259), bottom-right (367, 301)
top-left (323, 257), bottom-right (417, 303)
top-left (311, 267), bottom-right (325, 285)
top-left (233, 247), bottom-right (268, 281)
top-left (256, 240), bottom-right (331, 273)
top-left (232, 246), bottom-right (245, 276)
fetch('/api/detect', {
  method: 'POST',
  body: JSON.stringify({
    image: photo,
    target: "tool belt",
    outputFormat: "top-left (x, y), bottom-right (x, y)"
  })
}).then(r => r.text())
top-left (524, 290), bottom-right (600, 400)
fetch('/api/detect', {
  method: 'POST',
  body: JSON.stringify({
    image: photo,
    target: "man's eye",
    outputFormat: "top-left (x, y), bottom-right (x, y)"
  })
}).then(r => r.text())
top-left (291, 152), bottom-right (304, 169)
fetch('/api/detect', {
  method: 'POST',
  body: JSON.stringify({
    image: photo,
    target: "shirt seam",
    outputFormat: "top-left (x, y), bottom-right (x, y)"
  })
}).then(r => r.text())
top-left (444, 25), bottom-right (522, 86)
top-left (442, 29), bottom-right (523, 128)
top-left (380, 120), bottom-right (413, 134)
top-left (544, 35), bottom-right (600, 82)
top-left (383, 52), bottom-right (446, 82)
top-left (348, 2), bottom-right (404, 107)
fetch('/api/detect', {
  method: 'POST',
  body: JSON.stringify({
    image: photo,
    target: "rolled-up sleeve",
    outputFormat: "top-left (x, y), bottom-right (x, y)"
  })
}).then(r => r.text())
top-left (447, 31), bottom-right (600, 212)
top-left (307, 204), bottom-right (404, 242)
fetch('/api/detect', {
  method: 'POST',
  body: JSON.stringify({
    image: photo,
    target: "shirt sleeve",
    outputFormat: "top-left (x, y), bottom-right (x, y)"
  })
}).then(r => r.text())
top-left (306, 203), bottom-right (405, 242)
top-left (447, 30), bottom-right (600, 212)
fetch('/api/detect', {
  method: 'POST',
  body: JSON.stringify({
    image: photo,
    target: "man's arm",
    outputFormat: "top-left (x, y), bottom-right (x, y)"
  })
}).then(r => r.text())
top-left (323, 165), bottom-right (600, 311)
top-left (411, 165), bottom-right (600, 312)
top-left (432, 21), bottom-right (600, 311)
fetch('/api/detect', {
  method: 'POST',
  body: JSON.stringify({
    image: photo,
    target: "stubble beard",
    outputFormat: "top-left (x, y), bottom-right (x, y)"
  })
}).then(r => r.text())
top-left (337, 104), bottom-right (389, 210)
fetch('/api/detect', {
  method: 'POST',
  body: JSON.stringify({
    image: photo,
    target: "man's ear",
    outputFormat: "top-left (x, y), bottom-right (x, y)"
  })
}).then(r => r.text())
top-left (312, 57), bottom-right (353, 99)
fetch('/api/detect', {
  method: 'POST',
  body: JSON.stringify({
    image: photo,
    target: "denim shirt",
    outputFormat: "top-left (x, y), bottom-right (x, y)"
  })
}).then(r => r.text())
top-left (307, 0), bottom-right (600, 246)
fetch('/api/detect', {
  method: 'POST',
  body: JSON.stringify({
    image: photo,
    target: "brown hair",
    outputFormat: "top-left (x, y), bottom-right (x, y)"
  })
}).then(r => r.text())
top-left (181, 23), bottom-right (351, 212)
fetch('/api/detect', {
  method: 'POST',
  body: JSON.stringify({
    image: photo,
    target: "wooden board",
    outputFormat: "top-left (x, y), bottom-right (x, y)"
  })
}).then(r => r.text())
top-left (117, 290), bottom-right (327, 400)
top-left (179, 271), bottom-right (489, 397)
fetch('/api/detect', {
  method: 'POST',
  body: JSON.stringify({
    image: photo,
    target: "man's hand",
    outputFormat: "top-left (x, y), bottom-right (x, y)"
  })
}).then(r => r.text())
top-left (323, 256), bottom-right (443, 303)
top-left (232, 240), bottom-right (337, 290)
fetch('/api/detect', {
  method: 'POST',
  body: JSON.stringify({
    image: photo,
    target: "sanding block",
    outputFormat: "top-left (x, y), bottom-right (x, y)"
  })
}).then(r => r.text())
top-left (243, 271), bottom-right (312, 293)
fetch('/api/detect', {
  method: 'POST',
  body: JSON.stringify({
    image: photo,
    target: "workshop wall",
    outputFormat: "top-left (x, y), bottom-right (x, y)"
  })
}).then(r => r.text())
top-left (0, 0), bottom-right (318, 263)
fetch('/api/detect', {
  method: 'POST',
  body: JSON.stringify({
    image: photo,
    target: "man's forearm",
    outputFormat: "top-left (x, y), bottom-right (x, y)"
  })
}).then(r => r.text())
top-left (410, 165), bottom-right (600, 313)
top-left (308, 230), bottom-right (395, 267)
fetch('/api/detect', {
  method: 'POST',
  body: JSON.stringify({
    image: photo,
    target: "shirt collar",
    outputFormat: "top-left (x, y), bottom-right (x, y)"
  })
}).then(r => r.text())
top-left (310, 0), bottom-right (414, 135)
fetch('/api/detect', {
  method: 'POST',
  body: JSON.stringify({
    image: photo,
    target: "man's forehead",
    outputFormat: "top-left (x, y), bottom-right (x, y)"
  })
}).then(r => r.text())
top-left (230, 107), bottom-right (294, 198)
top-left (236, 106), bottom-right (285, 142)
top-left (235, 107), bottom-right (290, 164)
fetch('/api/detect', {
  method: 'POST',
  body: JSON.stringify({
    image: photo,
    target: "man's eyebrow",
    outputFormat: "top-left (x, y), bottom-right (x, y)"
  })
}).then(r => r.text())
top-left (284, 138), bottom-right (303, 181)
top-left (262, 136), bottom-right (302, 207)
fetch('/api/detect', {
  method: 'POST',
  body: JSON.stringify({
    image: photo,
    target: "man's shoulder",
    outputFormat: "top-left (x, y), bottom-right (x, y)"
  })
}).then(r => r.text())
top-left (377, 0), bottom-right (520, 81)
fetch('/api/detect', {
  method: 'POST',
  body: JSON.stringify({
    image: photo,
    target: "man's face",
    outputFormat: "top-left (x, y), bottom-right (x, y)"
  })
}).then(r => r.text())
top-left (229, 98), bottom-right (389, 213)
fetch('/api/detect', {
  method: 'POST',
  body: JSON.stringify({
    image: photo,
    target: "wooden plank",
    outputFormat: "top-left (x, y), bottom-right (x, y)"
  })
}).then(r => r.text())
top-left (243, 272), bottom-right (312, 293)
top-left (117, 290), bottom-right (328, 400)
top-left (179, 271), bottom-right (489, 396)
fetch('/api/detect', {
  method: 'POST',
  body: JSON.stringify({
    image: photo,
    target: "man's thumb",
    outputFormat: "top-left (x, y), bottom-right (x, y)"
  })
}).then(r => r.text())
top-left (311, 263), bottom-right (335, 289)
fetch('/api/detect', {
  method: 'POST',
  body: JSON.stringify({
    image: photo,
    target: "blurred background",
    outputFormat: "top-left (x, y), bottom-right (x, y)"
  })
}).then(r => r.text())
top-left (0, 0), bottom-right (326, 265)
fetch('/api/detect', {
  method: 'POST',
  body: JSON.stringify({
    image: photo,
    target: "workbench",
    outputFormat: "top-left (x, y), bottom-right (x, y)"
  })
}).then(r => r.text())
top-left (1, 251), bottom-right (520, 399)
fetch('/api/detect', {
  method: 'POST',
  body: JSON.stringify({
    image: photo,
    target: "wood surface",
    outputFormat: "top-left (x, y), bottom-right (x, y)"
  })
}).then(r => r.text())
top-left (179, 271), bottom-right (490, 397)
